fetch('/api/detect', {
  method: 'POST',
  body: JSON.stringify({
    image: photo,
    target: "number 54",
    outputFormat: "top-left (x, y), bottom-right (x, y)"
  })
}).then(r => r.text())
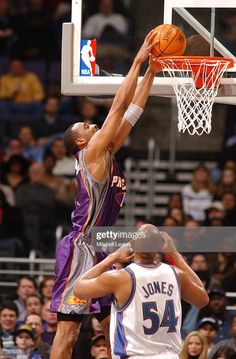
top-left (142, 300), bottom-right (178, 335)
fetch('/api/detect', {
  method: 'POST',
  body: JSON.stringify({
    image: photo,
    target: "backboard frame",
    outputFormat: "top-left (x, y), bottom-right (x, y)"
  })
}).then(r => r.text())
top-left (61, 0), bottom-right (236, 104)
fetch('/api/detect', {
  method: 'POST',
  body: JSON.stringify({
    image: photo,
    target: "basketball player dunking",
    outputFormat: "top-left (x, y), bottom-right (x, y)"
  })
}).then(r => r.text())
top-left (74, 225), bottom-right (209, 359)
top-left (50, 30), bottom-right (160, 359)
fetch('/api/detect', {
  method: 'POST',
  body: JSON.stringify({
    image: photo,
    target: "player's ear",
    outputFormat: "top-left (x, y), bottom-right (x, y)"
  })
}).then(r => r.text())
top-left (76, 138), bottom-right (86, 149)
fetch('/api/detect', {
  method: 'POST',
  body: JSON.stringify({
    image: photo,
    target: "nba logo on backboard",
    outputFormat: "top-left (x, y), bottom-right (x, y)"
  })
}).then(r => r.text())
top-left (80, 39), bottom-right (96, 76)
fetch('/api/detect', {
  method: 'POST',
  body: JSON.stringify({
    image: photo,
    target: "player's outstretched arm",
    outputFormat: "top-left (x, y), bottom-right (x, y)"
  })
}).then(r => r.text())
top-left (109, 55), bottom-right (161, 155)
top-left (160, 231), bottom-right (209, 308)
top-left (86, 31), bottom-right (159, 160)
top-left (73, 250), bottom-right (134, 299)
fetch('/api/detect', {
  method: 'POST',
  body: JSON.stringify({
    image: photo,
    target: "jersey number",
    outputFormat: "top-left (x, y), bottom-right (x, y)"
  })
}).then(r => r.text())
top-left (142, 300), bottom-right (177, 335)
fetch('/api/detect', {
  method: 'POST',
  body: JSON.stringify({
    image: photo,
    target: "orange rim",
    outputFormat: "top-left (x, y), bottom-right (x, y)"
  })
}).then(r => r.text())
top-left (156, 56), bottom-right (234, 69)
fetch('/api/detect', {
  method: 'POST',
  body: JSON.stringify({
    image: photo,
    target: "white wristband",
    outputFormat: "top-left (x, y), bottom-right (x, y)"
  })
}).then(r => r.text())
top-left (124, 103), bottom-right (143, 127)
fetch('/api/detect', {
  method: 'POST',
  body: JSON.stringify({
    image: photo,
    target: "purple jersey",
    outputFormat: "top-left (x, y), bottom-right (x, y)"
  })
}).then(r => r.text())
top-left (51, 148), bottom-right (126, 314)
top-left (72, 149), bottom-right (126, 235)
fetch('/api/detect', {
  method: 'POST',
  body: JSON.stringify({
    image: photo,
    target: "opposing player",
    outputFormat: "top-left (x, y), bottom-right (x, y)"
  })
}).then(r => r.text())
top-left (74, 225), bottom-right (209, 359)
top-left (50, 30), bottom-right (160, 359)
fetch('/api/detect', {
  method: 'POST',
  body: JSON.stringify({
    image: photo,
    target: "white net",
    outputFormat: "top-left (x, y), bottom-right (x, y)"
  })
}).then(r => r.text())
top-left (157, 58), bottom-right (231, 135)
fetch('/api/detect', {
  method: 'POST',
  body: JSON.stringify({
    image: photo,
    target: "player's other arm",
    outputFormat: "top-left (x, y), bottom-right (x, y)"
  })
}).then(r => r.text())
top-left (73, 251), bottom-right (134, 299)
top-left (161, 231), bottom-right (209, 308)
top-left (86, 31), bottom-right (158, 160)
top-left (109, 57), bottom-right (158, 155)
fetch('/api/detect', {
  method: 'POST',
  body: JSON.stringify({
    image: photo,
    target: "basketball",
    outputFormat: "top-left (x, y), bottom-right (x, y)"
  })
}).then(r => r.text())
top-left (152, 24), bottom-right (186, 57)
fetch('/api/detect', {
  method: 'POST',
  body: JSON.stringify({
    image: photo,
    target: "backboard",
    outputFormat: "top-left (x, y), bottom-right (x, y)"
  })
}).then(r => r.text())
top-left (61, 0), bottom-right (236, 104)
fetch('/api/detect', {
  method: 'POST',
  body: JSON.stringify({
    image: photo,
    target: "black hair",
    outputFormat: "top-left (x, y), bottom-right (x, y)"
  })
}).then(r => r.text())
top-left (63, 124), bottom-right (79, 155)
top-left (0, 300), bottom-right (19, 317)
top-left (212, 345), bottom-right (236, 359)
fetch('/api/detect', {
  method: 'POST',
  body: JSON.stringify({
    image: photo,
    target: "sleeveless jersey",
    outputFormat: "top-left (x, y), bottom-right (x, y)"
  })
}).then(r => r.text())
top-left (110, 262), bottom-right (182, 358)
top-left (72, 148), bottom-right (126, 235)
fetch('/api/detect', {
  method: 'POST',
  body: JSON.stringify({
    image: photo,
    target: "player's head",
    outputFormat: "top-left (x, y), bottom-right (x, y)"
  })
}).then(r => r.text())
top-left (132, 223), bottom-right (163, 262)
top-left (64, 122), bottom-right (98, 155)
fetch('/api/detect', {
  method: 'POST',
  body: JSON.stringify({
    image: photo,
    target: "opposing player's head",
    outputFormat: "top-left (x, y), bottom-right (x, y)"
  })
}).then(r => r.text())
top-left (64, 122), bottom-right (98, 155)
top-left (132, 223), bottom-right (163, 262)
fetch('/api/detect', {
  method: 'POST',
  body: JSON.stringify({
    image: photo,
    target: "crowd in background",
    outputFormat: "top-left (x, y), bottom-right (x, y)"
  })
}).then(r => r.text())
top-left (0, 0), bottom-right (236, 358)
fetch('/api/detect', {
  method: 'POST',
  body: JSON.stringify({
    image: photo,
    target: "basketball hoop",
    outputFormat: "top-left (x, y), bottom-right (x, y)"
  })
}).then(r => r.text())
top-left (156, 56), bottom-right (234, 135)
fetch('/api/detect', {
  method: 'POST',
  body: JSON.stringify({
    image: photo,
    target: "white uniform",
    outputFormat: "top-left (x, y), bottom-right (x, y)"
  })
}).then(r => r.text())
top-left (110, 262), bottom-right (182, 359)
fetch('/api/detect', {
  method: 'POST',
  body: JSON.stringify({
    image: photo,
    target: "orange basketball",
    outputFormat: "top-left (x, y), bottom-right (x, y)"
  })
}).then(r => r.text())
top-left (152, 24), bottom-right (186, 57)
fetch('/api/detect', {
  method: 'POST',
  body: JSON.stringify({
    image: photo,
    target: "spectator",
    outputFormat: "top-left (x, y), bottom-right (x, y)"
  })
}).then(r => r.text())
top-left (82, 0), bottom-right (131, 72)
top-left (50, 138), bottom-right (75, 177)
top-left (167, 207), bottom-right (185, 225)
top-left (0, 188), bottom-right (24, 246)
top-left (15, 162), bottom-right (56, 253)
top-left (25, 295), bottom-right (42, 317)
top-left (212, 161), bottom-right (236, 185)
top-left (14, 276), bottom-right (37, 322)
top-left (182, 164), bottom-right (214, 222)
top-left (0, 301), bottom-right (18, 350)
top-left (222, 256), bottom-right (236, 294)
top-left (37, 96), bottom-right (65, 139)
top-left (191, 254), bottom-right (209, 272)
top-left (0, 0), bottom-right (17, 56)
top-left (83, 0), bottom-right (128, 41)
top-left (168, 192), bottom-right (183, 209)
top-left (1, 155), bottom-right (29, 192)
top-left (182, 218), bottom-right (201, 255)
top-left (212, 253), bottom-right (236, 284)
top-left (40, 152), bottom-right (75, 211)
top-left (3, 138), bottom-right (24, 162)
top-left (17, 125), bottom-right (44, 163)
top-left (25, 313), bottom-right (51, 359)
top-left (204, 201), bottom-right (225, 226)
top-left (41, 301), bottom-right (57, 346)
top-left (0, 179), bottom-right (15, 207)
top-left (215, 168), bottom-right (236, 199)
top-left (13, 323), bottom-right (43, 358)
top-left (199, 288), bottom-right (235, 344)
top-left (76, 98), bottom-right (103, 127)
top-left (72, 315), bottom-right (104, 359)
top-left (220, 192), bottom-right (236, 225)
top-left (198, 317), bottom-right (219, 356)
top-left (212, 346), bottom-right (236, 359)
top-left (90, 334), bottom-right (108, 359)
top-left (209, 315), bottom-right (236, 358)
top-left (0, 59), bottom-right (45, 117)
top-left (39, 276), bottom-right (55, 304)
top-left (180, 331), bottom-right (208, 359)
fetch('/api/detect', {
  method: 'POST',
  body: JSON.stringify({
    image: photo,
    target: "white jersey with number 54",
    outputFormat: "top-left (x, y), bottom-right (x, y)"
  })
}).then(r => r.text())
top-left (110, 262), bottom-right (182, 358)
